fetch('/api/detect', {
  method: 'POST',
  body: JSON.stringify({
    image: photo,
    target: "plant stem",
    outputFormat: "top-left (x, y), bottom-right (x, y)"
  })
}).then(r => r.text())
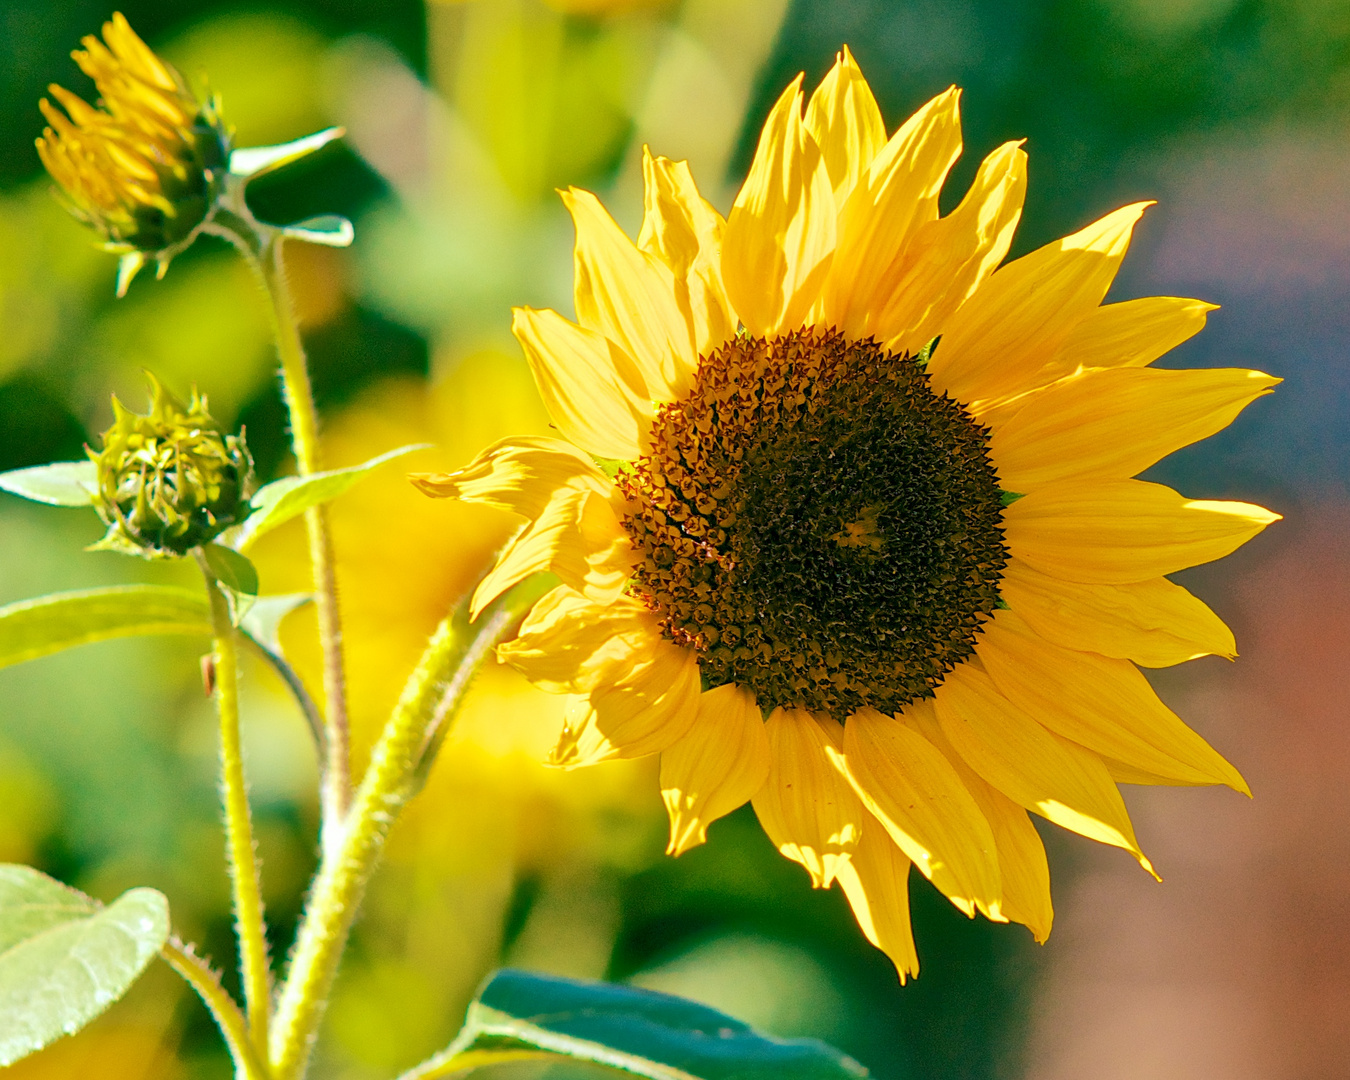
top-left (267, 590), bottom-right (534, 1080)
top-left (197, 553), bottom-right (273, 1060)
top-left (207, 191), bottom-right (351, 856)
top-left (258, 239), bottom-right (352, 846)
top-left (161, 936), bottom-right (270, 1080)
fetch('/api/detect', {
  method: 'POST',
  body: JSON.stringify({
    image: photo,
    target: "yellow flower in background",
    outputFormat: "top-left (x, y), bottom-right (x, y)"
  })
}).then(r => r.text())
top-left (413, 47), bottom-right (1279, 981)
top-left (36, 13), bottom-right (230, 279)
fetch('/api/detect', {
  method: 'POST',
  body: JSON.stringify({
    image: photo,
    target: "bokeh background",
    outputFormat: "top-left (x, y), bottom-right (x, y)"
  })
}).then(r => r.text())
top-left (1, 0), bottom-right (1347, 1077)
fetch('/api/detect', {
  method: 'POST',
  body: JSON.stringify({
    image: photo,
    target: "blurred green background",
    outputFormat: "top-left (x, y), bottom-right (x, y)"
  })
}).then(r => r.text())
top-left (2, 1), bottom-right (1348, 1079)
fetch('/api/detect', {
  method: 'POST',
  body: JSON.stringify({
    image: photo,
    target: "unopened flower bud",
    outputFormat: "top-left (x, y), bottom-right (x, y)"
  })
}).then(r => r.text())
top-left (91, 375), bottom-right (253, 558)
top-left (35, 13), bottom-right (230, 289)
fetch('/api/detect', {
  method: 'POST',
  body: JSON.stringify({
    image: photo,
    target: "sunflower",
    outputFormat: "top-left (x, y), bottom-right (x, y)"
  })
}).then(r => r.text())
top-left (413, 49), bottom-right (1279, 980)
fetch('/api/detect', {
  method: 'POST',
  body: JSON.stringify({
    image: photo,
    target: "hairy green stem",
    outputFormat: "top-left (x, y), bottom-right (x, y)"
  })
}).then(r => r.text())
top-left (395, 1047), bottom-right (551, 1080)
top-left (197, 554), bottom-right (272, 1060)
top-left (161, 935), bottom-right (270, 1080)
top-left (267, 590), bottom-right (534, 1080)
top-left (207, 191), bottom-right (351, 857)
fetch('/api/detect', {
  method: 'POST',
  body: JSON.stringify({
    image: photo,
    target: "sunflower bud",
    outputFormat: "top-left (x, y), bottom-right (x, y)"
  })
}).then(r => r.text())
top-left (35, 13), bottom-right (230, 290)
top-left (91, 375), bottom-right (253, 558)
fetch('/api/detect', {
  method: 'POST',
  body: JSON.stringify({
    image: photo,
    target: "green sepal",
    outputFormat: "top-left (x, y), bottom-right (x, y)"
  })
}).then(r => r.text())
top-left (405, 969), bottom-right (868, 1080)
top-left (281, 215), bottom-right (355, 248)
top-left (999, 490), bottom-right (1026, 507)
top-left (0, 865), bottom-right (170, 1066)
top-left (0, 461), bottom-right (98, 507)
top-left (237, 443), bottom-right (431, 551)
top-left (228, 127), bottom-right (345, 180)
top-left (0, 585), bottom-right (211, 670)
top-left (915, 335), bottom-right (941, 367)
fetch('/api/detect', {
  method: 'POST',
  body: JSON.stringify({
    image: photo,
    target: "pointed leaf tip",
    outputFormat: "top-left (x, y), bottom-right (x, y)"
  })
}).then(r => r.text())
top-left (282, 214), bottom-right (355, 248)
top-left (228, 127), bottom-right (346, 180)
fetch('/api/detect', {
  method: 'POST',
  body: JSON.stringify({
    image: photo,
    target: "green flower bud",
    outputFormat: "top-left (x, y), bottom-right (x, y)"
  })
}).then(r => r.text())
top-left (90, 375), bottom-right (254, 558)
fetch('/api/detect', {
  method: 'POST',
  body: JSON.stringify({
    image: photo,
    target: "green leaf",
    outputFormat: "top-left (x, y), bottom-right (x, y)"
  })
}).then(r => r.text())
top-left (406, 970), bottom-right (868, 1080)
top-left (237, 443), bottom-right (432, 551)
top-left (0, 462), bottom-right (97, 507)
top-left (239, 593), bottom-right (311, 654)
top-left (282, 215), bottom-right (355, 248)
top-left (0, 865), bottom-right (170, 1066)
top-left (228, 126), bottom-right (345, 179)
top-left (202, 544), bottom-right (259, 597)
top-left (0, 586), bottom-right (211, 670)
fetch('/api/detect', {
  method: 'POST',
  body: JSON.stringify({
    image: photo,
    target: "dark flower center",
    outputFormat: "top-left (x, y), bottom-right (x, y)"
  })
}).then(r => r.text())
top-left (617, 327), bottom-right (1008, 715)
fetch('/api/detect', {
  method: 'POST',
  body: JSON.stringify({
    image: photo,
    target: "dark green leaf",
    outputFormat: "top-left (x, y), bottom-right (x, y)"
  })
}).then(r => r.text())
top-left (202, 544), bottom-right (259, 598)
top-left (237, 443), bottom-right (432, 551)
top-left (0, 462), bottom-right (97, 507)
top-left (408, 969), bottom-right (868, 1080)
top-left (0, 586), bottom-right (211, 670)
top-left (0, 866), bottom-right (170, 1066)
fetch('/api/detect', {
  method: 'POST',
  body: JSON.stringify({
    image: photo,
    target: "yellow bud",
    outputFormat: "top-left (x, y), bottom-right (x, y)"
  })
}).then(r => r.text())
top-left (35, 13), bottom-right (231, 275)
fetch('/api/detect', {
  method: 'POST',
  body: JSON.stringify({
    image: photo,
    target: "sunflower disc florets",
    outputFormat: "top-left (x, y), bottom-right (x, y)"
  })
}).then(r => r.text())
top-left (35, 13), bottom-right (231, 267)
top-left (91, 375), bottom-right (253, 558)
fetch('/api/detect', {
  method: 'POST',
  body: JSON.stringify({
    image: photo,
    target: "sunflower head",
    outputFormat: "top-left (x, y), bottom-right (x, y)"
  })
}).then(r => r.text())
top-left (36, 13), bottom-right (230, 270)
top-left (90, 374), bottom-right (253, 558)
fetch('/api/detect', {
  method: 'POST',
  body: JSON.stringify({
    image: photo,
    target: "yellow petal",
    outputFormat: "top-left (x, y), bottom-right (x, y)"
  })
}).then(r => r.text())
top-left (821, 87), bottom-right (963, 338)
top-left (661, 683), bottom-right (770, 856)
top-left (410, 437), bottom-right (635, 616)
top-left (975, 608), bottom-right (1249, 792)
top-left (751, 709), bottom-right (864, 888)
top-left (410, 435), bottom-right (609, 519)
top-left (723, 76), bottom-right (837, 336)
top-left (833, 707), bottom-right (1003, 921)
top-left (903, 701), bottom-right (1054, 943)
top-left (1050, 295), bottom-right (1218, 371)
top-left (880, 140), bottom-right (1028, 358)
top-left (1101, 757), bottom-right (1212, 787)
top-left (474, 488), bottom-right (635, 618)
top-left (638, 149), bottom-right (737, 359)
top-left (933, 663), bottom-right (1155, 875)
top-left (929, 203), bottom-right (1151, 404)
top-left (990, 367), bottom-right (1280, 489)
top-left (1003, 478), bottom-right (1281, 584)
top-left (512, 306), bottom-right (652, 460)
top-left (552, 647), bottom-right (702, 767)
top-left (834, 829), bottom-right (920, 982)
top-left (803, 46), bottom-right (886, 212)
top-left (564, 188), bottom-right (697, 400)
top-left (998, 558), bottom-right (1236, 667)
top-left (499, 587), bottom-right (658, 694)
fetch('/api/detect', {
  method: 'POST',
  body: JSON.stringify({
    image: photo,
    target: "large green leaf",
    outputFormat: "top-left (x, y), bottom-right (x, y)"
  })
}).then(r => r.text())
top-left (0, 585), bottom-right (211, 670)
top-left (0, 462), bottom-right (97, 507)
top-left (236, 443), bottom-right (431, 550)
top-left (0, 866), bottom-right (170, 1066)
top-left (402, 970), bottom-right (869, 1080)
